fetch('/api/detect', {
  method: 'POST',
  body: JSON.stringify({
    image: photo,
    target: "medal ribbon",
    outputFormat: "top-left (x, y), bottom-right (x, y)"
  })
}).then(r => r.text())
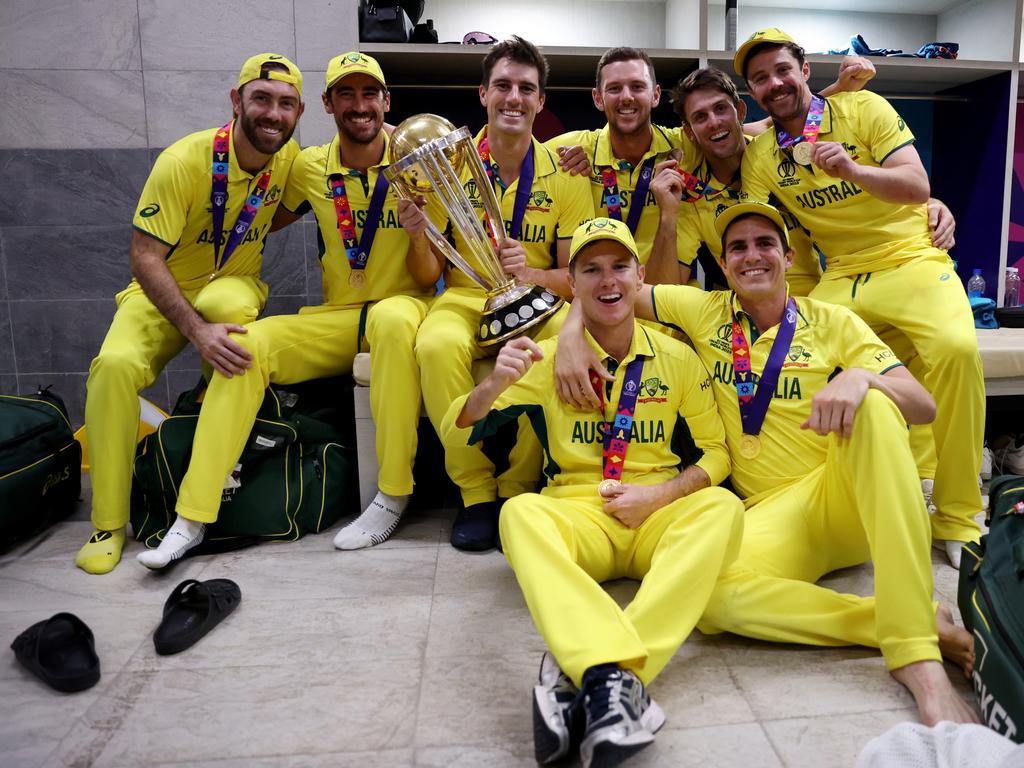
top-left (210, 121), bottom-right (273, 271)
top-left (676, 164), bottom-right (741, 204)
top-left (329, 170), bottom-right (391, 275)
top-left (599, 157), bottom-right (654, 235)
top-left (730, 296), bottom-right (797, 436)
top-left (478, 137), bottom-right (535, 242)
top-left (589, 357), bottom-right (646, 482)
top-left (775, 94), bottom-right (825, 156)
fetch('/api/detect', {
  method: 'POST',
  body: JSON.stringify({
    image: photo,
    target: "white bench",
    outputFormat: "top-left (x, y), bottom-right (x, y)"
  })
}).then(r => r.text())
top-left (977, 327), bottom-right (1024, 397)
top-left (351, 329), bottom-right (1024, 507)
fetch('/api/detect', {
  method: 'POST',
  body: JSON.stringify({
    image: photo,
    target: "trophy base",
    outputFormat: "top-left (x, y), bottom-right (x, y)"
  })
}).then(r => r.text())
top-left (477, 282), bottom-right (563, 347)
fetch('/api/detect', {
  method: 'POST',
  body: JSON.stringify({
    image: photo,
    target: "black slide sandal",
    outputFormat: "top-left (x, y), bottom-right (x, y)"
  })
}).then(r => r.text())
top-left (11, 613), bottom-right (101, 693)
top-left (153, 578), bottom-right (241, 656)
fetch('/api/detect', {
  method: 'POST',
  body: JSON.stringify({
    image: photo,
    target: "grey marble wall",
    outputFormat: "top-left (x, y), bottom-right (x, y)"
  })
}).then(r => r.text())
top-left (0, 0), bottom-right (361, 425)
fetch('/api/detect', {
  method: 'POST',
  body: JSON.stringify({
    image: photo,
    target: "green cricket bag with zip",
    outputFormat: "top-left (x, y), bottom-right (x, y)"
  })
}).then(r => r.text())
top-left (958, 474), bottom-right (1024, 742)
top-left (130, 377), bottom-right (357, 550)
top-left (0, 388), bottom-right (81, 552)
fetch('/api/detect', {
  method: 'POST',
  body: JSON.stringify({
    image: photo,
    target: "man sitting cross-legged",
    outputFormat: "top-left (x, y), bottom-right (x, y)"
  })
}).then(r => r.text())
top-left (445, 218), bottom-right (744, 767)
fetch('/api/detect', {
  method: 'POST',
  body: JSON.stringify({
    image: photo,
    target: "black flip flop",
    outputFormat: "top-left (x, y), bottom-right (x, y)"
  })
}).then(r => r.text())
top-left (11, 612), bottom-right (101, 692)
top-left (153, 578), bottom-right (241, 656)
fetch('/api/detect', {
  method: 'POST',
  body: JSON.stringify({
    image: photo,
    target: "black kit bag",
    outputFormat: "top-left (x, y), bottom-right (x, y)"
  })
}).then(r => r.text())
top-left (359, 2), bottom-right (415, 42)
top-left (0, 388), bottom-right (81, 552)
top-left (130, 377), bottom-right (357, 551)
top-left (958, 474), bottom-right (1024, 742)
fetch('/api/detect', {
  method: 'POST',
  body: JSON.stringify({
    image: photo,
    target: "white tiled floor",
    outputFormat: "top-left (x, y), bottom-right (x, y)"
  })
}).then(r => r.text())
top-left (1, 479), bottom-right (976, 768)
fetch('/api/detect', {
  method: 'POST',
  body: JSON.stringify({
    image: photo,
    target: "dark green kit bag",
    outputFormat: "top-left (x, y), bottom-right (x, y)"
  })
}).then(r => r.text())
top-left (958, 474), bottom-right (1024, 742)
top-left (0, 389), bottom-right (81, 552)
top-left (130, 378), bottom-right (357, 550)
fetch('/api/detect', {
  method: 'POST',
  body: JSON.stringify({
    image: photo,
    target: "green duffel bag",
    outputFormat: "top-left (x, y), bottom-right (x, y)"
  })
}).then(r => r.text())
top-left (0, 388), bottom-right (81, 552)
top-left (130, 378), bottom-right (357, 550)
top-left (958, 473), bottom-right (1024, 742)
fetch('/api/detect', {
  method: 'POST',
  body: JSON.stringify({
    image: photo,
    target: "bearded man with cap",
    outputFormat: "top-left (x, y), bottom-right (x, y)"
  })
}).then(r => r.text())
top-left (446, 217), bottom-right (743, 767)
top-left (132, 52), bottom-right (443, 570)
top-left (76, 53), bottom-right (304, 575)
top-left (734, 27), bottom-right (984, 569)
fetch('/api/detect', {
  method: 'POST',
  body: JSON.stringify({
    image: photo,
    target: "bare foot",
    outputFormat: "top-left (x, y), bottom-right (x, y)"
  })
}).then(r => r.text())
top-left (891, 660), bottom-right (980, 726)
top-left (937, 604), bottom-right (975, 678)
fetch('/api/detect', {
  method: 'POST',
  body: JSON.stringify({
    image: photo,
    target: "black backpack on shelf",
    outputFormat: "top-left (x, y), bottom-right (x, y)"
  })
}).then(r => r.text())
top-left (359, 1), bottom-right (422, 43)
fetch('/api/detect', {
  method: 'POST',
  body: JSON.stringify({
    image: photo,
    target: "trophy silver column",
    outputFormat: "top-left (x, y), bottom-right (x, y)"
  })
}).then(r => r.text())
top-left (385, 114), bottom-right (563, 347)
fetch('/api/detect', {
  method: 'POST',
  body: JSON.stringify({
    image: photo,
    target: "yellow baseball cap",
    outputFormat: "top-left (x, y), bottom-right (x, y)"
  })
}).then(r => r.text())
top-left (325, 51), bottom-right (387, 91)
top-left (714, 201), bottom-right (789, 247)
top-left (569, 218), bottom-right (639, 264)
top-left (733, 27), bottom-right (797, 76)
top-left (237, 53), bottom-right (303, 97)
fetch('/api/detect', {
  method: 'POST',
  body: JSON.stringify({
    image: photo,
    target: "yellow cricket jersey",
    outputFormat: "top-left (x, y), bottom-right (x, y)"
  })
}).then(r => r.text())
top-left (680, 149), bottom-right (821, 294)
top-left (741, 91), bottom-right (943, 279)
top-left (459, 323), bottom-right (730, 494)
top-left (547, 125), bottom-right (701, 267)
top-left (651, 285), bottom-right (902, 499)
top-left (433, 129), bottom-right (594, 291)
top-left (281, 133), bottom-right (431, 306)
top-left (132, 123), bottom-right (299, 293)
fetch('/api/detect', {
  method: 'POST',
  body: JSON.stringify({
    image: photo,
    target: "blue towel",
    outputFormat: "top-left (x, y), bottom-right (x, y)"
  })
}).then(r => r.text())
top-left (971, 296), bottom-right (998, 329)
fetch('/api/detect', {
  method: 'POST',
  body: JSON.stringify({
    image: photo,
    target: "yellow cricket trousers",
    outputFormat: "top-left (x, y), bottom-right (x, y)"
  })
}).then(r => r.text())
top-left (698, 391), bottom-right (939, 671)
top-left (810, 256), bottom-right (983, 543)
top-left (416, 287), bottom-right (566, 506)
top-left (175, 296), bottom-right (430, 522)
top-left (85, 277), bottom-right (267, 531)
top-left (501, 485), bottom-right (744, 687)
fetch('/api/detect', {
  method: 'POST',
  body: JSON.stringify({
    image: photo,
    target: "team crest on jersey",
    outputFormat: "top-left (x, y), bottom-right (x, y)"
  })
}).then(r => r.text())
top-left (527, 190), bottom-right (553, 212)
top-left (783, 345), bottom-right (812, 368)
top-left (638, 377), bottom-right (670, 403)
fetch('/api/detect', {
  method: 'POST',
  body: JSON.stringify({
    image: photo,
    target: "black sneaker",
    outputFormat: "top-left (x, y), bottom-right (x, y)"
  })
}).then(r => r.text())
top-left (579, 665), bottom-right (665, 768)
top-left (450, 501), bottom-right (498, 551)
top-left (532, 652), bottom-right (582, 763)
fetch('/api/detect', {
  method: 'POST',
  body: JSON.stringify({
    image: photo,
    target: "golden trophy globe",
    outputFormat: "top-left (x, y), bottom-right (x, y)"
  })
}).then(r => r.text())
top-left (385, 114), bottom-right (563, 347)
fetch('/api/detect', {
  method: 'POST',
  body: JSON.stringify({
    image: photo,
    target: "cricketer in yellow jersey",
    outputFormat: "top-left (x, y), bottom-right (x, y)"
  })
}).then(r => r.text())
top-left (449, 217), bottom-right (743, 766)
top-left (735, 29), bottom-right (984, 567)
top-left (75, 53), bottom-right (304, 575)
top-left (402, 36), bottom-right (594, 552)
top-left (135, 52), bottom-right (441, 569)
top-left (554, 202), bottom-right (978, 727)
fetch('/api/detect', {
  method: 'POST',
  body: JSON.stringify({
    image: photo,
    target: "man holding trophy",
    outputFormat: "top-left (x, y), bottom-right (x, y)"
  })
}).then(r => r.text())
top-left (397, 36), bottom-right (594, 551)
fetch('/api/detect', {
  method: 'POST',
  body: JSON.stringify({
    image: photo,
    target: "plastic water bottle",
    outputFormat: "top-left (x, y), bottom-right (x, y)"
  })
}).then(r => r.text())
top-left (967, 268), bottom-right (986, 298)
top-left (1006, 267), bottom-right (1021, 307)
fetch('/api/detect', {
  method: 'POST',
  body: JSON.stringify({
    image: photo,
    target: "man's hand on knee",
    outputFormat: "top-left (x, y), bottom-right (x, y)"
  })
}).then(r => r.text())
top-left (801, 368), bottom-right (870, 438)
top-left (190, 322), bottom-right (253, 377)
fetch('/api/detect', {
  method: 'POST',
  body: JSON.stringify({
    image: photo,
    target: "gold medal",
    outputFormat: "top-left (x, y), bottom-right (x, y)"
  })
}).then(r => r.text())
top-left (739, 434), bottom-right (761, 459)
top-left (598, 479), bottom-right (621, 496)
top-left (349, 270), bottom-right (366, 288)
top-left (792, 141), bottom-right (814, 166)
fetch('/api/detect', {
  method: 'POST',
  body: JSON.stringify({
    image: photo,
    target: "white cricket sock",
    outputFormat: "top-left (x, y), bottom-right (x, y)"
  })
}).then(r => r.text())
top-left (137, 516), bottom-right (206, 570)
top-left (333, 491), bottom-right (409, 550)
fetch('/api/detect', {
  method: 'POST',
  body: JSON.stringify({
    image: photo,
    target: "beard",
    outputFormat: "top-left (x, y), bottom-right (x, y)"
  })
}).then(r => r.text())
top-left (237, 103), bottom-right (296, 155)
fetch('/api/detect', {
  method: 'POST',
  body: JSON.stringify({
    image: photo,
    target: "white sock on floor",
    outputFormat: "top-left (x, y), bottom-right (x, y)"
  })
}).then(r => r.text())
top-left (333, 492), bottom-right (409, 550)
top-left (137, 516), bottom-right (206, 570)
